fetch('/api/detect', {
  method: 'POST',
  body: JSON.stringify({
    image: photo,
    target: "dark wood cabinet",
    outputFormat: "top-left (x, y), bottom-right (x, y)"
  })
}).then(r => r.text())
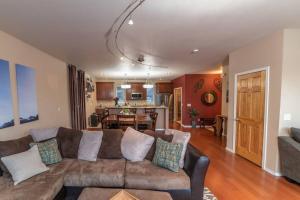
top-left (126, 83), bottom-right (146, 100)
top-left (96, 82), bottom-right (114, 100)
top-left (156, 82), bottom-right (173, 94)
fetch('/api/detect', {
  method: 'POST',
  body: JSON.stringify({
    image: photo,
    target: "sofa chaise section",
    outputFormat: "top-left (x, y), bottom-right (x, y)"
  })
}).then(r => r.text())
top-left (0, 158), bottom-right (74, 200)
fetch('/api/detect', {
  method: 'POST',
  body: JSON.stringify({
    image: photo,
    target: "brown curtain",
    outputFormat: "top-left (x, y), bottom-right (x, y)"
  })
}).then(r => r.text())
top-left (68, 65), bottom-right (86, 130)
top-left (77, 70), bottom-right (87, 130)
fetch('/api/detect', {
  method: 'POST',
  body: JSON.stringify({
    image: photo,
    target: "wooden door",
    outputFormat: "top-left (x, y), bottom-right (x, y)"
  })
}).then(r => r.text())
top-left (236, 71), bottom-right (265, 166)
top-left (173, 88), bottom-right (182, 123)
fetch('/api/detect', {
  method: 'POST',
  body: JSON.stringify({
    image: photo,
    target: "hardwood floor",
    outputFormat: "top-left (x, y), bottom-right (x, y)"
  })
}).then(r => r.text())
top-left (169, 123), bottom-right (300, 200)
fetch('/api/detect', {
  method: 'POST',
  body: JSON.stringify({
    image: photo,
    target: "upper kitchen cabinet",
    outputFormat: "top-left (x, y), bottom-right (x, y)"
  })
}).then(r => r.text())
top-left (126, 83), bottom-right (146, 100)
top-left (96, 82), bottom-right (114, 100)
top-left (156, 82), bottom-right (173, 94)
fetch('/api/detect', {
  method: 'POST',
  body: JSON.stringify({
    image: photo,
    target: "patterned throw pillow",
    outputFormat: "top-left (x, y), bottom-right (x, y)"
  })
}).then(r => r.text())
top-left (152, 138), bottom-right (183, 172)
top-left (30, 138), bottom-right (62, 165)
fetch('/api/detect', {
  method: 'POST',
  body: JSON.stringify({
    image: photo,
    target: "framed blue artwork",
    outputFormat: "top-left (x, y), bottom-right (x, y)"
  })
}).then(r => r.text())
top-left (0, 59), bottom-right (14, 129)
top-left (16, 64), bottom-right (39, 124)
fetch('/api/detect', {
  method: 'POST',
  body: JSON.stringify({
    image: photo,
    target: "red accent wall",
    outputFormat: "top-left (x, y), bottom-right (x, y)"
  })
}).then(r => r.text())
top-left (172, 74), bottom-right (222, 126)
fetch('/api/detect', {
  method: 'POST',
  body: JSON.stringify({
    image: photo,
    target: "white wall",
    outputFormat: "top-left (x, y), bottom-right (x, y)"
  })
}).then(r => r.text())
top-left (279, 29), bottom-right (300, 138)
top-left (0, 31), bottom-right (70, 141)
top-left (227, 31), bottom-right (284, 173)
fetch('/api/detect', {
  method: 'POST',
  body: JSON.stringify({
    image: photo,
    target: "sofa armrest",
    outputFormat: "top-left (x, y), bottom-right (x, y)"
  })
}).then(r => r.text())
top-left (278, 136), bottom-right (300, 182)
top-left (183, 144), bottom-right (210, 200)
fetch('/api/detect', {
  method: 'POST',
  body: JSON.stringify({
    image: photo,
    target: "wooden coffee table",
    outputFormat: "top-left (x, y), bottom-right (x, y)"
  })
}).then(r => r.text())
top-left (78, 188), bottom-right (173, 200)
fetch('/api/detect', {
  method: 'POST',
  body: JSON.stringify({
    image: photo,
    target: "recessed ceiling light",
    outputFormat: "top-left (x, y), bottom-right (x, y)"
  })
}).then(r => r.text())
top-left (192, 49), bottom-right (199, 53)
top-left (128, 19), bottom-right (134, 25)
top-left (120, 57), bottom-right (124, 61)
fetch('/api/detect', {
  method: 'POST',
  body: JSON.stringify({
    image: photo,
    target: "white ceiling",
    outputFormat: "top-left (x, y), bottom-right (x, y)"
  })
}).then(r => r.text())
top-left (0, 0), bottom-right (300, 80)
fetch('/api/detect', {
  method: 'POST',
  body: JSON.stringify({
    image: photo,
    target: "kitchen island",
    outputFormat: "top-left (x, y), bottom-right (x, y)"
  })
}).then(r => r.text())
top-left (101, 106), bottom-right (169, 130)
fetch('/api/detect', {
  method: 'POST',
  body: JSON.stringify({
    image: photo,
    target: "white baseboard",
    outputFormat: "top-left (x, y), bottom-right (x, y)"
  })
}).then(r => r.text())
top-left (225, 147), bottom-right (234, 153)
top-left (264, 167), bottom-right (282, 177)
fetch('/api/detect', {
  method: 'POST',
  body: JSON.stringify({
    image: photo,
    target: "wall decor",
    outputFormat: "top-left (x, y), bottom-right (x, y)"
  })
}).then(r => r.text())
top-left (201, 90), bottom-right (217, 106)
top-left (0, 59), bottom-right (14, 129)
top-left (16, 64), bottom-right (39, 124)
top-left (193, 79), bottom-right (204, 93)
top-left (85, 77), bottom-right (95, 99)
top-left (214, 78), bottom-right (222, 91)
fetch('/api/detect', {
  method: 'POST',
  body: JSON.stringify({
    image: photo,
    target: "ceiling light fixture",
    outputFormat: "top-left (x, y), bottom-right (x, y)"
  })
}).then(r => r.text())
top-left (121, 73), bottom-right (131, 89)
top-left (120, 56), bottom-right (124, 61)
top-left (192, 49), bottom-right (199, 54)
top-left (128, 19), bottom-right (134, 25)
top-left (143, 73), bottom-right (153, 89)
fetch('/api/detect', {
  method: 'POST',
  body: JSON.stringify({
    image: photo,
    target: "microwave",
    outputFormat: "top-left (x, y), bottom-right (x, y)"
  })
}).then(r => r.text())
top-left (131, 93), bottom-right (142, 100)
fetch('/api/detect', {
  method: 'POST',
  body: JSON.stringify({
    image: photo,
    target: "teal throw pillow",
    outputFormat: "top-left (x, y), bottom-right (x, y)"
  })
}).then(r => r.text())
top-left (30, 138), bottom-right (62, 165)
top-left (152, 138), bottom-right (183, 172)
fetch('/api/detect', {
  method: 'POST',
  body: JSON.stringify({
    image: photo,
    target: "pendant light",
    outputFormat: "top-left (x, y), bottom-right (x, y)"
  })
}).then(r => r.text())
top-left (121, 73), bottom-right (131, 89)
top-left (143, 73), bottom-right (153, 88)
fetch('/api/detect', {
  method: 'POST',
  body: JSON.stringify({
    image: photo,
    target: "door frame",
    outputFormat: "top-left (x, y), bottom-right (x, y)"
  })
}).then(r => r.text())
top-left (173, 87), bottom-right (183, 125)
top-left (232, 66), bottom-right (270, 170)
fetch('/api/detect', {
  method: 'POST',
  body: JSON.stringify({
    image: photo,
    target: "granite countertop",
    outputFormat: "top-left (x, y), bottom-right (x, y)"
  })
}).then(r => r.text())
top-left (102, 105), bottom-right (168, 109)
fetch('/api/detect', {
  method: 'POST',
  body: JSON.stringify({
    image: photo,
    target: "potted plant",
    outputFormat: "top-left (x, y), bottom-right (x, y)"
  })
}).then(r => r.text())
top-left (188, 107), bottom-right (199, 128)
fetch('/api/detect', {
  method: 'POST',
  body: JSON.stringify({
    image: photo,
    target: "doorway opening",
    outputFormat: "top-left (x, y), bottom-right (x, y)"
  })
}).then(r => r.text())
top-left (233, 67), bottom-right (270, 169)
top-left (173, 87), bottom-right (182, 125)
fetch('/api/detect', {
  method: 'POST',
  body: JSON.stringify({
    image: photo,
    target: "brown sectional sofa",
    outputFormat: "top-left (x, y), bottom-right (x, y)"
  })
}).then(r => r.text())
top-left (0, 128), bottom-right (210, 200)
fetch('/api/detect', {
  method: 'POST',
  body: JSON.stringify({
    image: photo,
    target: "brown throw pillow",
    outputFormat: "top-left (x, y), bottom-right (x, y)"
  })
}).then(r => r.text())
top-left (0, 135), bottom-right (33, 173)
top-left (144, 130), bottom-right (173, 161)
top-left (98, 129), bottom-right (123, 159)
top-left (56, 127), bottom-right (82, 158)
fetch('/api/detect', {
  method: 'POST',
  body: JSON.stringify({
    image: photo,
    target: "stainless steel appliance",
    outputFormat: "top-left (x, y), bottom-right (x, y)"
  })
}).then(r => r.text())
top-left (155, 93), bottom-right (170, 106)
top-left (131, 93), bottom-right (142, 100)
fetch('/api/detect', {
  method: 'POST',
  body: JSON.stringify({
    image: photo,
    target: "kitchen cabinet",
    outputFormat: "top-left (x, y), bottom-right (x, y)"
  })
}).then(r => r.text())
top-left (126, 83), bottom-right (146, 100)
top-left (96, 82), bottom-right (114, 100)
top-left (156, 82), bottom-right (173, 94)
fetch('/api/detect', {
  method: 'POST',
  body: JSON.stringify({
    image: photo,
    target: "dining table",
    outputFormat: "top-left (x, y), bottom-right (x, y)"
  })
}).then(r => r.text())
top-left (103, 114), bottom-right (152, 130)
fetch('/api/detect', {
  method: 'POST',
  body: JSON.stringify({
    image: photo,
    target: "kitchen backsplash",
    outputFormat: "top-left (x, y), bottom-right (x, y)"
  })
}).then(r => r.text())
top-left (97, 100), bottom-right (154, 107)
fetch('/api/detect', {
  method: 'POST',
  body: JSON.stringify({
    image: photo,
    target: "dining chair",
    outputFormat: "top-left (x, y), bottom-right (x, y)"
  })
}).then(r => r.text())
top-left (150, 112), bottom-right (158, 131)
top-left (96, 108), bottom-right (110, 129)
top-left (144, 108), bottom-right (155, 114)
top-left (117, 114), bottom-right (136, 131)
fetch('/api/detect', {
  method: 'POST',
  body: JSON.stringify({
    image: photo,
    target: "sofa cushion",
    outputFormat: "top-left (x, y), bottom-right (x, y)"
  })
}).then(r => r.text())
top-left (121, 127), bottom-right (154, 162)
top-left (165, 129), bottom-right (191, 168)
top-left (30, 138), bottom-right (62, 165)
top-left (56, 127), bottom-right (83, 158)
top-left (98, 129), bottom-right (123, 159)
top-left (78, 130), bottom-right (103, 161)
top-left (0, 135), bottom-right (33, 172)
top-left (143, 130), bottom-right (173, 161)
top-left (64, 159), bottom-right (126, 187)
top-left (0, 135), bottom-right (33, 173)
top-left (1, 145), bottom-right (49, 185)
top-left (291, 127), bottom-right (300, 143)
top-left (125, 160), bottom-right (190, 190)
top-left (0, 159), bottom-right (74, 200)
top-left (152, 138), bottom-right (183, 172)
top-left (29, 127), bottom-right (58, 142)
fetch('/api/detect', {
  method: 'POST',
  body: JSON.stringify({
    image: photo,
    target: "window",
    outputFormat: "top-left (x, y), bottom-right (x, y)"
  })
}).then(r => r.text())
top-left (116, 86), bottom-right (125, 103)
top-left (146, 88), bottom-right (154, 103)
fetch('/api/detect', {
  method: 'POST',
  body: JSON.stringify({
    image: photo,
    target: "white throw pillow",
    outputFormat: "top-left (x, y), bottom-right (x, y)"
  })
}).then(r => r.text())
top-left (165, 129), bottom-right (191, 168)
top-left (1, 145), bottom-right (49, 185)
top-left (29, 127), bottom-right (59, 142)
top-left (78, 130), bottom-right (103, 161)
top-left (121, 127), bottom-right (154, 162)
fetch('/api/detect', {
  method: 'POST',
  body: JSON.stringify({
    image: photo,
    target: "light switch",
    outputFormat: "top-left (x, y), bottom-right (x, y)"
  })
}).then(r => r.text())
top-left (283, 113), bottom-right (292, 121)
top-left (187, 104), bottom-right (191, 107)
